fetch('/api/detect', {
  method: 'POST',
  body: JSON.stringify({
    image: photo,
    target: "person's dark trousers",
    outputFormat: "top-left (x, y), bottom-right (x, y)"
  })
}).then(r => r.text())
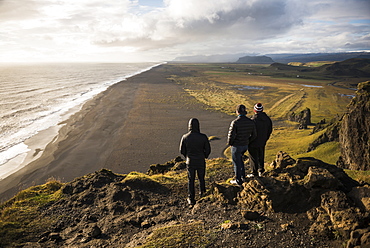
top-left (248, 146), bottom-right (265, 175)
top-left (231, 145), bottom-right (248, 184)
top-left (187, 166), bottom-right (206, 201)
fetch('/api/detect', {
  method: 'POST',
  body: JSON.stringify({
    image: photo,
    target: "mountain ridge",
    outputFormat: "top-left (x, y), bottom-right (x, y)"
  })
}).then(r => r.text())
top-left (173, 52), bottom-right (370, 63)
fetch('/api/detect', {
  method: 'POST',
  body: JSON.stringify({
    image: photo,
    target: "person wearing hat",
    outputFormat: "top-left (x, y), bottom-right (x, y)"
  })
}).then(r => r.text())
top-left (248, 103), bottom-right (273, 177)
top-left (180, 118), bottom-right (211, 205)
top-left (227, 104), bottom-right (257, 185)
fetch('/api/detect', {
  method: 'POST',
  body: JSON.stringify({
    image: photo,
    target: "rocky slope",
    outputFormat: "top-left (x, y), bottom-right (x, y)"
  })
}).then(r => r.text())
top-left (0, 155), bottom-right (369, 248)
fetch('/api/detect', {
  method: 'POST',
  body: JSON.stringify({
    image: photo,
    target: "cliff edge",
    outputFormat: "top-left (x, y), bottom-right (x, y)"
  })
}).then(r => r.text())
top-left (338, 81), bottom-right (370, 170)
top-left (0, 155), bottom-right (369, 247)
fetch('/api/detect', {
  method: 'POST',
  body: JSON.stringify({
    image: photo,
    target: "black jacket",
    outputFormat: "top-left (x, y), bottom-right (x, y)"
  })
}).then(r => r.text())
top-left (227, 115), bottom-right (257, 146)
top-left (249, 112), bottom-right (273, 147)
top-left (180, 118), bottom-right (211, 167)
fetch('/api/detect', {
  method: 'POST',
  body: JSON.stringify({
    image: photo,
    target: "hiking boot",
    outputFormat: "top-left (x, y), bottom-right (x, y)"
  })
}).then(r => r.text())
top-left (230, 179), bottom-right (243, 186)
top-left (246, 174), bottom-right (257, 178)
top-left (187, 198), bottom-right (196, 205)
top-left (230, 179), bottom-right (238, 185)
top-left (199, 192), bottom-right (206, 198)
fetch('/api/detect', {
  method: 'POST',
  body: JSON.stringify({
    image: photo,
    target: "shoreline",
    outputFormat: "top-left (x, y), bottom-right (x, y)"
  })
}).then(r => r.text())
top-left (0, 64), bottom-right (233, 202)
top-left (0, 63), bottom-right (162, 180)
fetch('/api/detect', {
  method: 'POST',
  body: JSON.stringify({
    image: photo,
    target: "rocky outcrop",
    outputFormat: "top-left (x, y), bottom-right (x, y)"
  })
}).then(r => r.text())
top-left (147, 156), bottom-right (185, 175)
top-left (1, 156), bottom-right (368, 247)
top-left (288, 108), bottom-right (311, 129)
top-left (225, 153), bottom-right (369, 248)
top-left (270, 151), bottom-right (296, 169)
top-left (307, 121), bottom-right (340, 152)
top-left (338, 81), bottom-right (370, 170)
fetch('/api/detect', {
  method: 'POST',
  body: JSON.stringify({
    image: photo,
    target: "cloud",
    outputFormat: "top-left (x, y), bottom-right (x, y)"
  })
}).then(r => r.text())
top-left (0, 0), bottom-right (369, 62)
top-left (0, 0), bottom-right (41, 21)
top-left (96, 0), bottom-right (309, 48)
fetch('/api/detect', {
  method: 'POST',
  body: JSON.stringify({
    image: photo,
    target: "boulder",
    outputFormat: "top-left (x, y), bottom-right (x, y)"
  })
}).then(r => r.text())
top-left (212, 183), bottom-right (240, 205)
top-left (236, 151), bottom-right (367, 242)
top-left (347, 184), bottom-right (370, 212)
top-left (270, 151), bottom-right (296, 170)
top-left (303, 166), bottom-right (341, 190)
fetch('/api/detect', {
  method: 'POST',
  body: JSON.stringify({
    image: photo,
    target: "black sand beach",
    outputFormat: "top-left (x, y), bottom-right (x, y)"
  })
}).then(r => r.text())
top-left (0, 64), bottom-right (233, 202)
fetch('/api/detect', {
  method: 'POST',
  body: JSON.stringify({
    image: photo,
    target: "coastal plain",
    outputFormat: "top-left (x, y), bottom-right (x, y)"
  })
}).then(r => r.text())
top-left (0, 62), bottom-right (360, 201)
top-left (0, 64), bottom-right (233, 202)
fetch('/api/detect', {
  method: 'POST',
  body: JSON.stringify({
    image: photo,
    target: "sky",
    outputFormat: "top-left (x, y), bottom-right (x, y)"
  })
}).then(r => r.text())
top-left (0, 0), bottom-right (369, 63)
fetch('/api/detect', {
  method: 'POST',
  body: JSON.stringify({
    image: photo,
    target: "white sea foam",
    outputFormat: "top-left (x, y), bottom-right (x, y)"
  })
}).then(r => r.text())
top-left (0, 62), bottom-right (162, 176)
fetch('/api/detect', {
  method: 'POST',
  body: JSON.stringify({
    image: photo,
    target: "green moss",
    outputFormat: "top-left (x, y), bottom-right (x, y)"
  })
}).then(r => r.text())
top-left (298, 142), bottom-right (340, 165)
top-left (344, 170), bottom-right (370, 184)
top-left (140, 222), bottom-right (214, 248)
top-left (0, 180), bottom-right (63, 247)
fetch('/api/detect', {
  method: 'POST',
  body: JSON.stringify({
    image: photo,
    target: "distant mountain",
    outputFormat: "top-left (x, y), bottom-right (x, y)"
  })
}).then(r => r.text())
top-left (172, 53), bottom-right (256, 63)
top-left (235, 55), bottom-right (274, 64)
top-left (319, 58), bottom-right (370, 77)
top-left (268, 58), bottom-right (370, 78)
top-left (172, 52), bottom-right (370, 63)
top-left (266, 52), bottom-right (370, 64)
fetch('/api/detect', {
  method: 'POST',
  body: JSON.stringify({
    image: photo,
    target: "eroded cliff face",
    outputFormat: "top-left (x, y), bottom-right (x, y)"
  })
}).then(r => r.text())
top-left (338, 81), bottom-right (370, 171)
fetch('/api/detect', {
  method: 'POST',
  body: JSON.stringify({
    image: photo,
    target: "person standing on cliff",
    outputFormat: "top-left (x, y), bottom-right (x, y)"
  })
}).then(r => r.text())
top-left (248, 103), bottom-right (273, 177)
top-left (227, 104), bottom-right (257, 185)
top-left (180, 118), bottom-right (211, 206)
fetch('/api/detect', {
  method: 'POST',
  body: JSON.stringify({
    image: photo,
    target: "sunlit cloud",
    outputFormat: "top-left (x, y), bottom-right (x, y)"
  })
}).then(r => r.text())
top-left (0, 0), bottom-right (369, 62)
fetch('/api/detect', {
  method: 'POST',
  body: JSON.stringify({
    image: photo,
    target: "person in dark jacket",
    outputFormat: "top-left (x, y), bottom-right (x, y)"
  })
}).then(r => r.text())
top-left (180, 118), bottom-right (211, 205)
top-left (227, 104), bottom-right (257, 185)
top-left (248, 103), bottom-right (273, 177)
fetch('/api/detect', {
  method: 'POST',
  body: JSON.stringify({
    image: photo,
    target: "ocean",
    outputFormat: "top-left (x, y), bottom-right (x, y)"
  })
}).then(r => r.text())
top-left (0, 62), bottom-right (160, 178)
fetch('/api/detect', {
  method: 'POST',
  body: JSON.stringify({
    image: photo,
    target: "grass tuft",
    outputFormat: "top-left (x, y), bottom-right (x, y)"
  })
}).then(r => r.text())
top-left (0, 180), bottom-right (64, 246)
top-left (140, 221), bottom-right (214, 247)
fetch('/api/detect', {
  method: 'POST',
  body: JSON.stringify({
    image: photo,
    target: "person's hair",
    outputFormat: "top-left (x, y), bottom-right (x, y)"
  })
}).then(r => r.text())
top-left (236, 104), bottom-right (247, 114)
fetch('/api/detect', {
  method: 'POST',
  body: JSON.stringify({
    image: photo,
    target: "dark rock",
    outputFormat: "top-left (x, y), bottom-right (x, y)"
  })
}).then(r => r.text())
top-left (338, 81), bottom-right (370, 170)
top-left (111, 187), bottom-right (132, 203)
top-left (241, 210), bottom-right (260, 220)
top-left (288, 108), bottom-right (311, 128)
top-left (270, 151), bottom-right (296, 169)
top-left (313, 191), bottom-right (364, 239)
top-left (347, 184), bottom-right (370, 212)
top-left (303, 166), bottom-right (341, 190)
top-left (212, 183), bottom-right (240, 205)
top-left (147, 156), bottom-right (184, 175)
top-left (347, 228), bottom-right (370, 248)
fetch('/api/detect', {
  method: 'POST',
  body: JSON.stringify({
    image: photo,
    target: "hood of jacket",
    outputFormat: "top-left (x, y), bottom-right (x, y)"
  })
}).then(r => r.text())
top-left (188, 118), bottom-right (200, 133)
